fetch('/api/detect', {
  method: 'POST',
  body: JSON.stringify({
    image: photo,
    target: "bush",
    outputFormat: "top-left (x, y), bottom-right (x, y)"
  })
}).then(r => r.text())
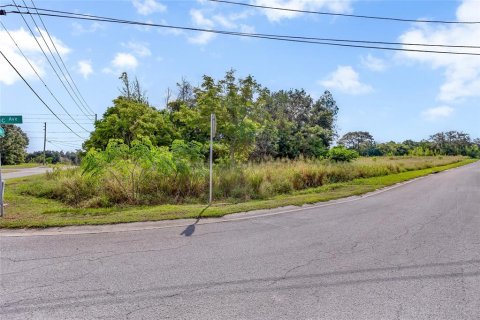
top-left (26, 152), bottom-right (466, 208)
top-left (327, 146), bottom-right (359, 162)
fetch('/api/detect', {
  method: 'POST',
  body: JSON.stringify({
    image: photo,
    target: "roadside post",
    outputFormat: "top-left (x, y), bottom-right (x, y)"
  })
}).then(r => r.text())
top-left (0, 115), bottom-right (24, 217)
top-left (209, 113), bottom-right (216, 204)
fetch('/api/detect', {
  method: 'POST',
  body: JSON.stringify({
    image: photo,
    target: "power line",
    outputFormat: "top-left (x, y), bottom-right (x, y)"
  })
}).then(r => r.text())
top-left (29, 0), bottom-right (95, 115)
top-left (0, 50), bottom-right (84, 139)
top-left (47, 140), bottom-right (82, 150)
top-left (208, 0), bottom-right (480, 25)
top-left (6, 9), bottom-right (480, 56)
top-left (16, 0), bottom-right (93, 116)
top-left (0, 20), bottom-right (91, 133)
top-left (10, 0), bottom-right (94, 118)
top-left (7, 5), bottom-right (480, 49)
top-left (23, 121), bottom-right (94, 124)
top-left (4, 113), bottom-right (94, 117)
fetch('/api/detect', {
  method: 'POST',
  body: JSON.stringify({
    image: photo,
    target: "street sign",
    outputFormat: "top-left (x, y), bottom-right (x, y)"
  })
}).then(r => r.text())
top-left (0, 115), bottom-right (23, 124)
top-left (0, 127), bottom-right (4, 137)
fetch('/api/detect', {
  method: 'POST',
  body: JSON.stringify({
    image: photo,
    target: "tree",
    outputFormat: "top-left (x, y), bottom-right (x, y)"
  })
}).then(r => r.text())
top-left (0, 125), bottom-right (29, 165)
top-left (338, 131), bottom-right (375, 156)
top-left (429, 131), bottom-right (471, 155)
top-left (119, 72), bottom-right (149, 105)
top-left (250, 120), bottom-right (279, 160)
top-left (327, 146), bottom-right (359, 162)
top-left (264, 89), bottom-right (338, 159)
top-left (310, 90), bottom-right (339, 140)
top-left (26, 150), bottom-right (81, 164)
top-left (195, 70), bottom-right (265, 164)
top-left (84, 97), bottom-right (178, 150)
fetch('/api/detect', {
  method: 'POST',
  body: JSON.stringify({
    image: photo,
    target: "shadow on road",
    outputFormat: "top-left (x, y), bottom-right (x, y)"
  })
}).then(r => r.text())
top-left (180, 205), bottom-right (211, 237)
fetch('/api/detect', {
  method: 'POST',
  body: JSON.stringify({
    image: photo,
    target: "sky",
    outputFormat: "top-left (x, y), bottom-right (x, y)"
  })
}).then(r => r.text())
top-left (0, 0), bottom-right (479, 152)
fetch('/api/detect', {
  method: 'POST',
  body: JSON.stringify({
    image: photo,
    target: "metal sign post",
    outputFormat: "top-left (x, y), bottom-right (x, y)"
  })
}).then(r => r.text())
top-left (209, 113), bottom-right (216, 204)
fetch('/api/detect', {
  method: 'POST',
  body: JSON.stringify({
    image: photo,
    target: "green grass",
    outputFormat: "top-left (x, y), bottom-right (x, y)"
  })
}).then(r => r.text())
top-left (0, 158), bottom-right (476, 229)
top-left (2, 163), bottom-right (42, 169)
top-left (1, 163), bottom-right (43, 172)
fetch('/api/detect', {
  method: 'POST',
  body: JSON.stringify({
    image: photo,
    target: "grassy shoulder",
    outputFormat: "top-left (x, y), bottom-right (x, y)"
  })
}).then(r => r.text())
top-left (1, 163), bottom-right (44, 172)
top-left (0, 158), bottom-right (476, 229)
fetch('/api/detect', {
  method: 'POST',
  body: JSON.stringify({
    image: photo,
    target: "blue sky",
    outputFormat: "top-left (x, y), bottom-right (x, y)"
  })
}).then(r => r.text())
top-left (1, 0), bottom-right (479, 152)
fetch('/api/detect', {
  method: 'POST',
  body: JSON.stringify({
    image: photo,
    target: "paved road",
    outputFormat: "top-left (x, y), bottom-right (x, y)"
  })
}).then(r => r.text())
top-left (1, 161), bottom-right (479, 319)
top-left (1, 166), bottom-right (52, 180)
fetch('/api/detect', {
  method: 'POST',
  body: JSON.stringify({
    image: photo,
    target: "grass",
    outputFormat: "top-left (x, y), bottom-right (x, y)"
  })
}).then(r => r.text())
top-left (0, 158), bottom-right (476, 229)
top-left (19, 155), bottom-right (469, 208)
top-left (1, 163), bottom-right (43, 172)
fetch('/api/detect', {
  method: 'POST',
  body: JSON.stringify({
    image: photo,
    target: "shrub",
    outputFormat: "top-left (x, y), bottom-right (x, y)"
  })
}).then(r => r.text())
top-left (27, 153), bottom-right (466, 208)
top-left (327, 146), bottom-right (359, 162)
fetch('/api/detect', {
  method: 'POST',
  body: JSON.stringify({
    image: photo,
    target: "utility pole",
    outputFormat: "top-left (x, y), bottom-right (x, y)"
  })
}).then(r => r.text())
top-left (94, 114), bottom-right (97, 122)
top-left (209, 113), bottom-right (216, 204)
top-left (43, 122), bottom-right (46, 166)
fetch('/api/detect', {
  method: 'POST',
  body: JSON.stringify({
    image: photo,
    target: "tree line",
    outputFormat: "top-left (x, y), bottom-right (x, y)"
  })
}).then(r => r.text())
top-left (1, 70), bottom-right (479, 165)
top-left (84, 70), bottom-right (340, 164)
top-left (338, 130), bottom-right (480, 158)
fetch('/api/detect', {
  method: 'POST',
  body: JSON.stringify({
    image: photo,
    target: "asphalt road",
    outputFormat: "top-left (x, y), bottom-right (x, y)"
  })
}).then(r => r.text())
top-left (1, 161), bottom-right (479, 319)
top-left (2, 166), bottom-right (52, 180)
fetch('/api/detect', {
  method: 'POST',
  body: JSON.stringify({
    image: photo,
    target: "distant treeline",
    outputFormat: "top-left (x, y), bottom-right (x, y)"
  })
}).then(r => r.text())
top-left (337, 131), bottom-right (480, 158)
top-left (26, 150), bottom-right (81, 165)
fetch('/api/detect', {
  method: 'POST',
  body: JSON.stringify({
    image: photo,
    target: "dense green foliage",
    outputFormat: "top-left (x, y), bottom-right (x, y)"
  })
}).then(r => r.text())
top-left (26, 150), bottom-right (80, 165)
top-left (339, 130), bottom-right (480, 158)
top-left (83, 70), bottom-right (339, 163)
top-left (0, 125), bottom-right (29, 165)
top-left (327, 146), bottom-right (359, 162)
top-left (23, 139), bottom-right (465, 208)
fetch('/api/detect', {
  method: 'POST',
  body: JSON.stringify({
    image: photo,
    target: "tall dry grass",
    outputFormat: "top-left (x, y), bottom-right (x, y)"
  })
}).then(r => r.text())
top-left (23, 156), bottom-right (465, 207)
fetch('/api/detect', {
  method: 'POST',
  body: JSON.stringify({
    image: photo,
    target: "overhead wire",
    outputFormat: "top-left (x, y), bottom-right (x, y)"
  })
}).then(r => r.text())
top-left (16, 0), bottom-right (93, 116)
top-left (0, 20), bottom-right (91, 133)
top-left (6, 5), bottom-right (480, 49)
top-left (10, 0), bottom-right (94, 118)
top-left (29, 0), bottom-right (95, 115)
top-left (0, 50), bottom-right (84, 139)
top-left (208, 0), bottom-right (480, 24)
top-left (4, 8), bottom-right (480, 56)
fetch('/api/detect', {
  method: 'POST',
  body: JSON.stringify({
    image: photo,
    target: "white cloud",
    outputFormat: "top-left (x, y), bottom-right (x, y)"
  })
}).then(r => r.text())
top-left (71, 22), bottom-right (104, 35)
top-left (132, 0), bottom-right (166, 15)
top-left (213, 15), bottom-right (237, 29)
top-left (239, 24), bottom-right (256, 34)
top-left (157, 19), bottom-right (185, 36)
top-left (190, 9), bottom-right (215, 28)
top-left (398, 0), bottom-right (480, 102)
top-left (422, 106), bottom-right (454, 121)
top-left (320, 66), bottom-right (373, 94)
top-left (112, 53), bottom-right (138, 70)
top-left (188, 32), bottom-right (217, 45)
top-left (361, 54), bottom-right (386, 72)
top-left (0, 27), bottom-right (70, 85)
top-left (252, 0), bottom-right (353, 22)
top-left (188, 9), bottom-right (217, 45)
top-left (122, 41), bottom-right (152, 57)
top-left (77, 60), bottom-right (93, 79)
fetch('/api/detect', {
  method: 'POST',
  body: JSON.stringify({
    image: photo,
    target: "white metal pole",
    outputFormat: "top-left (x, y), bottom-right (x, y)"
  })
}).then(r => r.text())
top-left (209, 114), bottom-right (213, 204)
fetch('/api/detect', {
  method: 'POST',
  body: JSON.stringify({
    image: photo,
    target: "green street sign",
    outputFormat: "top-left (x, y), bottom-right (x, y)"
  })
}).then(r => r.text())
top-left (0, 115), bottom-right (23, 124)
top-left (0, 127), bottom-right (4, 137)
